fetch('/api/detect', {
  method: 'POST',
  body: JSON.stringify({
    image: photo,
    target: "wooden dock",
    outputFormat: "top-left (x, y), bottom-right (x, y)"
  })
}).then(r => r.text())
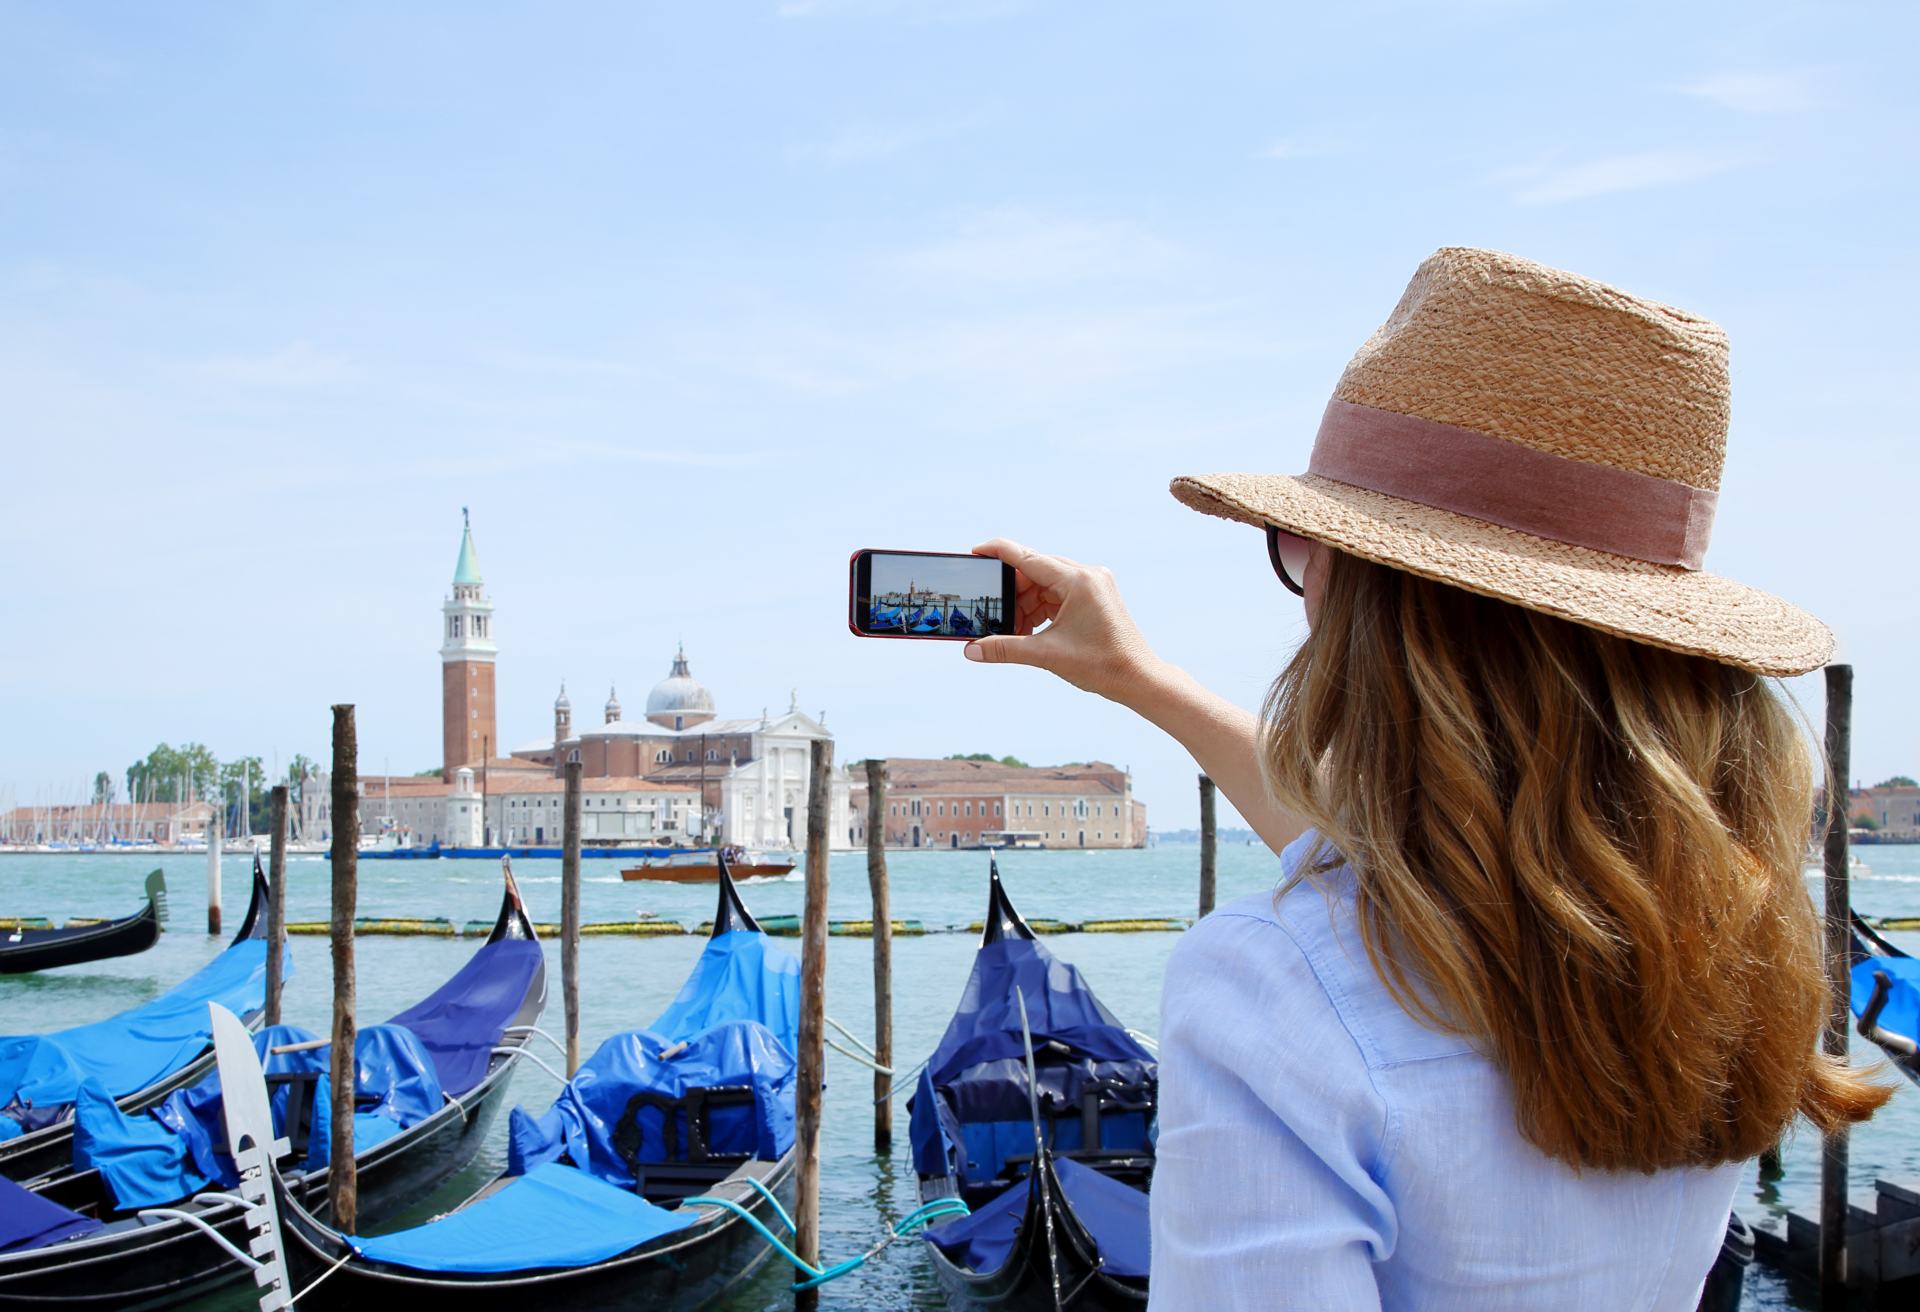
top-left (1754, 1175), bottom-right (1920, 1300)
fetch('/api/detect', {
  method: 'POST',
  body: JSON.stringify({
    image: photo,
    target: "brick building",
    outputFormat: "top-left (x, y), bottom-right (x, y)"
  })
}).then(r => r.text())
top-left (849, 758), bottom-right (1146, 850)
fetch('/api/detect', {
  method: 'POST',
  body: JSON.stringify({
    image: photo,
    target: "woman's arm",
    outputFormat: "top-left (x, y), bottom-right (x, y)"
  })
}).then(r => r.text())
top-left (963, 538), bottom-right (1310, 856)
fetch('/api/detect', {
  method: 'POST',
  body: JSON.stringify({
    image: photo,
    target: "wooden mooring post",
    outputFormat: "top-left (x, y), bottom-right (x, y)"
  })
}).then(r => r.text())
top-left (1751, 663), bottom-right (1920, 1298)
top-left (866, 758), bottom-right (893, 1152)
top-left (266, 785), bottom-right (288, 1026)
top-left (328, 704), bottom-right (359, 1233)
top-left (794, 739), bottom-right (833, 1312)
top-left (1198, 774), bottom-right (1217, 918)
top-left (206, 803), bottom-right (222, 935)
top-left (562, 761), bottom-right (583, 1076)
top-left (1820, 664), bottom-right (1853, 1309)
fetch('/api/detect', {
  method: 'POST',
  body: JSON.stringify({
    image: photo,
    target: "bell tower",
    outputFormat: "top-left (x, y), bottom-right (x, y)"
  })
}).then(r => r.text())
top-left (441, 508), bottom-right (498, 782)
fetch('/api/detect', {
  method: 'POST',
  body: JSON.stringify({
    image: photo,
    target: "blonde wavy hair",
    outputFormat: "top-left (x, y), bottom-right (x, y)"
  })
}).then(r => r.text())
top-left (1262, 552), bottom-right (1889, 1172)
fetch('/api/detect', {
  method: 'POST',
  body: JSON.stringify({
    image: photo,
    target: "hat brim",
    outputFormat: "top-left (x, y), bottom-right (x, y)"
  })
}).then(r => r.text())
top-left (1171, 471), bottom-right (1832, 678)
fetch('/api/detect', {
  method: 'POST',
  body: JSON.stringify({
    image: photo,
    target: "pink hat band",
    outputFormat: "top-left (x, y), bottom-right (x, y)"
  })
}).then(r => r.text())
top-left (1307, 399), bottom-right (1719, 570)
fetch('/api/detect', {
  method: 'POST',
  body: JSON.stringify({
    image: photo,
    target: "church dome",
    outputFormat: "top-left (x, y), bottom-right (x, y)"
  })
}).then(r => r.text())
top-left (646, 646), bottom-right (715, 728)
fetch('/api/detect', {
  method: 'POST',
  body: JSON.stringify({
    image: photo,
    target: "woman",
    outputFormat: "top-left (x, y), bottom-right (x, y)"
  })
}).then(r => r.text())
top-left (962, 248), bottom-right (1888, 1308)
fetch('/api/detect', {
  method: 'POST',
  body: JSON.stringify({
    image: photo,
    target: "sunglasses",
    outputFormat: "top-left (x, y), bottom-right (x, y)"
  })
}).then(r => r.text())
top-left (1266, 525), bottom-right (1310, 597)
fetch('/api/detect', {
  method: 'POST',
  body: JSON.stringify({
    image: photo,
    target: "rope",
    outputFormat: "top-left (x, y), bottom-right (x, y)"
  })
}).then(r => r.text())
top-left (490, 1045), bottom-right (565, 1083)
top-left (825, 1036), bottom-right (893, 1075)
top-left (292, 1249), bottom-right (356, 1303)
top-left (501, 1024), bottom-right (570, 1059)
top-left (824, 1014), bottom-right (880, 1058)
top-left (136, 1208), bottom-right (262, 1270)
top-left (676, 1190), bottom-right (970, 1292)
top-left (873, 1053), bottom-right (931, 1104)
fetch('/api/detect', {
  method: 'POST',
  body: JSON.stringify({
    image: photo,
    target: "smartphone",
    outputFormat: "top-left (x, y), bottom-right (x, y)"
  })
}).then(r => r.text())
top-left (849, 549), bottom-right (1017, 640)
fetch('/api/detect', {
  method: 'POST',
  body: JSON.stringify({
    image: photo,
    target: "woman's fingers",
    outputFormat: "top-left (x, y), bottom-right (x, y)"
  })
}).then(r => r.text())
top-left (964, 634), bottom-right (1048, 667)
top-left (973, 538), bottom-right (1074, 589)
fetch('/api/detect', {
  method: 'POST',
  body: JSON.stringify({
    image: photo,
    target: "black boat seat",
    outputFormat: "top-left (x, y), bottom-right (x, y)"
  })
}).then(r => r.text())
top-left (611, 1083), bottom-right (759, 1199)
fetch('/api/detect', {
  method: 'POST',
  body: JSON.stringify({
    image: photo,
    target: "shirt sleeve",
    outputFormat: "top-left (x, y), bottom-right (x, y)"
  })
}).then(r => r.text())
top-left (1148, 909), bottom-right (1395, 1311)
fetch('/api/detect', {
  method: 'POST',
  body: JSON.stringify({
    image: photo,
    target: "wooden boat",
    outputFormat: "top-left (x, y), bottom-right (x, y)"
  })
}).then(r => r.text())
top-left (621, 846), bottom-right (795, 883)
top-left (910, 860), bottom-right (1157, 1310)
top-left (250, 858), bottom-right (801, 1310)
top-left (0, 868), bottom-right (546, 1310)
top-left (0, 872), bottom-right (165, 976)
top-left (0, 862), bottom-right (273, 1184)
top-left (1851, 912), bottom-right (1920, 1084)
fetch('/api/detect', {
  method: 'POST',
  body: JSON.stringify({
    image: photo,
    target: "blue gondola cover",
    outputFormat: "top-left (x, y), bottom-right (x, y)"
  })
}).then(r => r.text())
top-left (73, 1022), bottom-right (443, 1210)
top-left (350, 1160), bottom-right (695, 1273)
top-left (0, 1173), bottom-right (101, 1253)
top-left (1854, 951), bottom-right (1920, 1044)
top-left (923, 1157), bottom-right (1149, 1279)
top-left (0, 938), bottom-right (276, 1138)
top-left (385, 939), bottom-right (544, 1096)
top-left (507, 1021), bottom-right (795, 1183)
top-left (909, 932), bottom-right (1154, 1185)
top-left (651, 930), bottom-right (800, 1053)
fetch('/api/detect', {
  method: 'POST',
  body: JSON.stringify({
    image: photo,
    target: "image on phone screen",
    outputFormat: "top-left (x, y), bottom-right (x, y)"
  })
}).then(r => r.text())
top-left (849, 550), bottom-right (1015, 639)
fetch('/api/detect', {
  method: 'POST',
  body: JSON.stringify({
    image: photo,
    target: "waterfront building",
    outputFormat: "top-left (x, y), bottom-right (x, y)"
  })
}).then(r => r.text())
top-left (0, 800), bottom-right (216, 847)
top-left (298, 513), bottom-right (849, 848)
top-left (848, 758), bottom-right (1147, 850)
top-left (1851, 783), bottom-right (1920, 839)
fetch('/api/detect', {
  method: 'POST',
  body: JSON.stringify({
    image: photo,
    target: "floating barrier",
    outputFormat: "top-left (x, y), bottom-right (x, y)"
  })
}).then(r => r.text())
top-left (286, 917), bottom-right (457, 937)
top-left (1079, 918), bottom-right (1190, 934)
top-left (0, 917), bottom-right (53, 932)
top-left (961, 917), bottom-right (1076, 935)
top-left (579, 920), bottom-right (686, 937)
top-left (829, 919), bottom-right (927, 937)
top-left (1874, 916), bottom-right (1920, 932)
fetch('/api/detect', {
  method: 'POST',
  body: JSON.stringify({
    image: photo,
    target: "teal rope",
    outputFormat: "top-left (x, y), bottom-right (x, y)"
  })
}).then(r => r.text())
top-left (678, 1189), bottom-right (971, 1292)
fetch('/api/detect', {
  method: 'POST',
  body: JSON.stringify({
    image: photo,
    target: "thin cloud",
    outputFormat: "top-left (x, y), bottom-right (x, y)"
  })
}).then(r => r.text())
top-left (1499, 148), bottom-right (1758, 205)
top-left (1678, 69), bottom-right (1821, 115)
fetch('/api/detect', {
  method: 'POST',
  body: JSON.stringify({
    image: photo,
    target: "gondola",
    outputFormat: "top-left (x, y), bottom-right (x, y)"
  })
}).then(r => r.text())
top-left (0, 871), bottom-right (167, 976)
top-left (870, 603), bottom-right (905, 632)
top-left (249, 853), bottom-right (801, 1310)
top-left (910, 860), bottom-right (1157, 1310)
top-left (0, 862), bottom-right (275, 1184)
top-left (947, 608), bottom-right (978, 638)
top-left (0, 866), bottom-right (546, 1309)
top-left (1850, 911), bottom-right (1920, 1083)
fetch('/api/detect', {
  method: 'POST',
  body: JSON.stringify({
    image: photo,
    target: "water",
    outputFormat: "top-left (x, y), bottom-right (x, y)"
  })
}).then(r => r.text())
top-left (2, 843), bottom-right (1915, 1309)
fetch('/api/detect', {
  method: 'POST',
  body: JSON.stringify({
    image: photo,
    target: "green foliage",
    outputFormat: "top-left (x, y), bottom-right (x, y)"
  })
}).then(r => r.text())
top-left (126, 742), bottom-right (221, 805)
top-left (413, 767), bottom-right (443, 777)
top-left (1875, 775), bottom-right (1918, 789)
top-left (1853, 813), bottom-right (1881, 831)
top-left (945, 753), bottom-right (1030, 768)
top-left (92, 771), bottom-right (113, 804)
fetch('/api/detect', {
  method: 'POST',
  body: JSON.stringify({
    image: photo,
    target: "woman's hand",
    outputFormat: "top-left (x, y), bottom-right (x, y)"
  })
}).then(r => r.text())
top-left (962, 539), bottom-right (1165, 707)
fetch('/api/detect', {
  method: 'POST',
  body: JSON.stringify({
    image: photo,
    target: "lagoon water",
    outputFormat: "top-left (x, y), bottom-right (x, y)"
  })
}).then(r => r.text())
top-left (3, 843), bottom-right (1915, 1309)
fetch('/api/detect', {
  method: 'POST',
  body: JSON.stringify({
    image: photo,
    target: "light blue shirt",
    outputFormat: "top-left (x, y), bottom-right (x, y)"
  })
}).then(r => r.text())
top-left (1149, 832), bottom-right (1739, 1310)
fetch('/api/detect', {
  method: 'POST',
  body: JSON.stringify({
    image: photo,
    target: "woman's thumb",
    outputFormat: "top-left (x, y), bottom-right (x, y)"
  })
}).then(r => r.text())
top-left (964, 635), bottom-right (1039, 667)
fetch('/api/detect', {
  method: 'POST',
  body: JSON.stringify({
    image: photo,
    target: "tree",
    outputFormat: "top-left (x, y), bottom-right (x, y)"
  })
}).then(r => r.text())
top-left (1875, 775), bottom-right (1918, 789)
top-left (1853, 813), bottom-right (1881, 831)
top-left (220, 756), bottom-right (267, 833)
top-left (91, 772), bottom-right (113, 805)
top-left (946, 753), bottom-right (1030, 769)
top-left (126, 742), bottom-right (221, 805)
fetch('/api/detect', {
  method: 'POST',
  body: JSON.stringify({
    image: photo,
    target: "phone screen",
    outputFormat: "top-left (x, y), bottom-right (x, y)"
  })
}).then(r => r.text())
top-left (849, 549), bottom-right (1016, 640)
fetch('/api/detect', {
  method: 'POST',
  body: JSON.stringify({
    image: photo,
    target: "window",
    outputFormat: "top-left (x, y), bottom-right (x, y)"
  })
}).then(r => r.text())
top-left (995, 802), bottom-right (1002, 816)
top-left (1043, 803), bottom-right (1050, 817)
top-left (937, 802), bottom-right (945, 817)
top-left (965, 802), bottom-right (972, 816)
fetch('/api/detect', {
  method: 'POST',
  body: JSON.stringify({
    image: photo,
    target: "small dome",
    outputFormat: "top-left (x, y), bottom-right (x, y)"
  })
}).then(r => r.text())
top-left (646, 645), bottom-right (715, 726)
top-left (605, 684), bottom-right (622, 723)
top-left (555, 681), bottom-right (570, 711)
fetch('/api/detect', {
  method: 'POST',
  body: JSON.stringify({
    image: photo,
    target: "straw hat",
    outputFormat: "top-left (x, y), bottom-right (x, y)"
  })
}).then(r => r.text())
top-left (1170, 247), bottom-right (1831, 676)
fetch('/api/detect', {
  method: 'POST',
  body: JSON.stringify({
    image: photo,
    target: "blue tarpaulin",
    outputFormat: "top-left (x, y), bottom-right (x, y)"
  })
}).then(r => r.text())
top-left (651, 930), bottom-right (800, 1054)
top-left (385, 939), bottom-right (544, 1096)
top-left (73, 1022), bottom-right (443, 1210)
top-left (923, 1157), bottom-right (1150, 1279)
top-left (1854, 951), bottom-right (1920, 1044)
top-left (909, 935), bottom-right (1154, 1184)
top-left (0, 1173), bottom-right (101, 1253)
top-left (350, 1161), bottom-right (695, 1273)
top-left (507, 1021), bottom-right (795, 1184)
top-left (0, 938), bottom-right (275, 1136)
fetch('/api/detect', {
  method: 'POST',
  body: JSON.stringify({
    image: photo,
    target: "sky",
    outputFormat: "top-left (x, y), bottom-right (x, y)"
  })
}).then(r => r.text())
top-left (1, 1), bottom-right (1915, 829)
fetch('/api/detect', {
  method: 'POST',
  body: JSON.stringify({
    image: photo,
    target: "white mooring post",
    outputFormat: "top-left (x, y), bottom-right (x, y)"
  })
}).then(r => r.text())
top-left (206, 806), bottom-right (222, 935)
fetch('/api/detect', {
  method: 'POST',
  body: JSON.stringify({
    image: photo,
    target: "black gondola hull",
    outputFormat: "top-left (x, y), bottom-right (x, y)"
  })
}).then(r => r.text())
top-left (0, 905), bottom-right (160, 976)
top-left (0, 1046), bottom-right (526, 1310)
top-left (919, 1172), bottom-right (1147, 1312)
top-left (273, 1151), bottom-right (796, 1312)
top-left (0, 868), bottom-right (270, 1184)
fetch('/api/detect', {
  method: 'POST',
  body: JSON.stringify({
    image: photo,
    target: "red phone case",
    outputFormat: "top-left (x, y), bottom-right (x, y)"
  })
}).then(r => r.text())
top-left (848, 548), bottom-right (1009, 641)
